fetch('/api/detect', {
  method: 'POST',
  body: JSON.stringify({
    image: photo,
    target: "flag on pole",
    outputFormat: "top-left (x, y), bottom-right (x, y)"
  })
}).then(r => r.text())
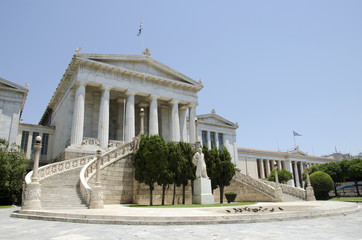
top-left (136, 20), bottom-right (143, 36)
top-left (293, 131), bottom-right (302, 137)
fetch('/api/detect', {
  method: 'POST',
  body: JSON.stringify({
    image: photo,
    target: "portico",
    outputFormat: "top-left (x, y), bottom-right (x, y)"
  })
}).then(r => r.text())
top-left (39, 50), bottom-right (202, 161)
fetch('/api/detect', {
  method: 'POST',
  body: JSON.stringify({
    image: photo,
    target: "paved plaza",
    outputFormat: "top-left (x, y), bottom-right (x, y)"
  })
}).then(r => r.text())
top-left (1, 203), bottom-right (362, 240)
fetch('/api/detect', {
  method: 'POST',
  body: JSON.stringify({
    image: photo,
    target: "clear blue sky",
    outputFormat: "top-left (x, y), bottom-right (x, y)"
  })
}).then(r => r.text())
top-left (1, 1), bottom-right (361, 156)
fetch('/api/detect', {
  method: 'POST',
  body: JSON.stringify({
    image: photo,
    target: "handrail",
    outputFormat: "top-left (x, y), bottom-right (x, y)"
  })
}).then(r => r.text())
top-left (234, 171), bottom-right (277, 198)
top-left (79, 139), bottom-right (138, 206)
top-left (25, 154), bottom-right (96, 184)
top-left (261, 180), bottom-right (306, 200)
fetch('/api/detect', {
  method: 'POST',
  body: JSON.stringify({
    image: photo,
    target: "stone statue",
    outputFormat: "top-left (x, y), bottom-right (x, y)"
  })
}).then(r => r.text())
top-left (192, 148), bottom-right (208, 178)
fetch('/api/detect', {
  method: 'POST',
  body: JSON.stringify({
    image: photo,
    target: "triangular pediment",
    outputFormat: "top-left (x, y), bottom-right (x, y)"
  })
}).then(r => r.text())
top-left (287, 146), bottom-right (308, 156)
top-left (197, 112), bottom-right (238, 129)
top-left (77, 54), bottom-right (202, 89)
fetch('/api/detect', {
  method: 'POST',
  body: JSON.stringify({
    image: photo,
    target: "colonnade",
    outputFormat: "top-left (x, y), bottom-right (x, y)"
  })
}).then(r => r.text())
top-left (70, 81), bottom-right (197, 148)
top-left (256, 158), bottom-right (317, 187)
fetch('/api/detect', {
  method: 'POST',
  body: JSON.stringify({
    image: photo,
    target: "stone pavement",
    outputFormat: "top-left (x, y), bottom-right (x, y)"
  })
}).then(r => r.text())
top-left (1, 202), bottom-right (362, 240)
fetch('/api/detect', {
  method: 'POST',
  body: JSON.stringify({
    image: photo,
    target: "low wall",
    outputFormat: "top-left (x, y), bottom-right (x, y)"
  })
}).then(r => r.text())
top-left (213, 178), bottom-right (276, 203)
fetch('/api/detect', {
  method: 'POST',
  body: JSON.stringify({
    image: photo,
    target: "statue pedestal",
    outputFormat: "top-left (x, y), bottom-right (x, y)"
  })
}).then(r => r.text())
top-left (89, 185), bottom-right (104, 209)
top-left (192, 178), bottom-right (214, 204)
top-left (22, 182), bottom-right (42, 210)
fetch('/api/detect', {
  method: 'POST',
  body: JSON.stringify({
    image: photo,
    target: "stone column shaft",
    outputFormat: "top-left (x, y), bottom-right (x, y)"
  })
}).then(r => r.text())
top-left (260, 159), bottom-right (266, 178)
top-left (189, 105), bottom-right (196, 143)
top-left (149, 96), bottom-right (159, 136)
top-left (125, 92), bottom-right (135, 142)
top-left (293, 162), bottom-right (301, 187)
top-left (98, 86), bottom-right (110, 148)
top-left (265, 160), bottom-right (271, 177)
top-left (170, 100), bottom-right (180, 142)
top-left (70, 82), bottom-right (86, 145)
top-left (179, 107), bottom-right (187, 142)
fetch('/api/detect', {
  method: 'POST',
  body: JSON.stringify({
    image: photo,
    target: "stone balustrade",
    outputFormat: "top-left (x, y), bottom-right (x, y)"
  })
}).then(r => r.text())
top-left (234, 171), bottom-right (276, 199)
top-left (261, 179), bottom-right (307, 200)
top-left (80, 139), bottom-right (137, 206)
top-left (25, 154), bottom-right (96, 184)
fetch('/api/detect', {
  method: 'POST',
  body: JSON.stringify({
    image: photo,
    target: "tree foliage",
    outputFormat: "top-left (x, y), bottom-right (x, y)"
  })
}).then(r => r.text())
top-left (0, 139), bottom-right (29, 205)
top-left (309, 171), bottom-right (334, 200)
top-left (133, 135), bottom-right (168, 205)
top-left (203, 145), bottom-right (236, 203)
top-left (347, 159), bottom-right (362, 196)
top-left (177, 142), bottom-right (196, 204)
top-left (267, 169), bottom-right (293, 184)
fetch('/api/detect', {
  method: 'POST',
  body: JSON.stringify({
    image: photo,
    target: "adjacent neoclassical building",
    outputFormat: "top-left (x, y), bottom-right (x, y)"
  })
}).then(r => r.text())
top-left (1, 49), bottom-right (338, 196)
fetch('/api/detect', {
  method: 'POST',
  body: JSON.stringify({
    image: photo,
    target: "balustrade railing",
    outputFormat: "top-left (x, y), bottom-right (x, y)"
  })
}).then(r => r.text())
top-left (261, 179), bottom-right (306, 200)
top-left (234, 171), bottom-right (276, 198)
top-left (79, 139), bottom-right (138, 206)
top-left (25, 154), bottom-right (96, 184)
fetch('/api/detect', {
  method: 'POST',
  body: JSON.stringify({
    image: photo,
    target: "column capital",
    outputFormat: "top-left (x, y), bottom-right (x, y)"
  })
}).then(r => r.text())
top-left (117, 97), bottom-right (125, 104)
top-left (149, 95), bottom-right (159, 100)
top-left (188, 103), bottom-right (198, 108)
top-left (100, 85), bottom-right (112, 92)
top-left (126, 90), bottom-right (136, 96)
top-left (170, 99), bottom-right (179, 105)
top-left (75, 81), bottom-right (87, 87)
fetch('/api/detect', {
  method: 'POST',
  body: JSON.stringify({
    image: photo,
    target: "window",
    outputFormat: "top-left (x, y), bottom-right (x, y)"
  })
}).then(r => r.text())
top-left (210, 132), bottom-right (216, 149)
top-left (218, 133), bottom-right (224, 150)
top-left (202, 131), bottom-right (208, 148)
top-left (41, 133), bottom-right (49, 155)
top-left (20, 131), bottom-right (29, 153)
top-left (31, 132), bottom-right (39, 153)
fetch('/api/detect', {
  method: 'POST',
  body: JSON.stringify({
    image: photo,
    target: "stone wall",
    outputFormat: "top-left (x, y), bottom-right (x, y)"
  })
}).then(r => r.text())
top-left (133, 181), bottom-right (192, 205)
top-left (89, 155), bottom-right (134, 204)
top-left (213, 178), bottom-right (276, 203)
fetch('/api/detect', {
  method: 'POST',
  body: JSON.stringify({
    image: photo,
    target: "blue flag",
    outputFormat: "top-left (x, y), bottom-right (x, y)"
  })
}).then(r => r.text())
top-left (136, 20), bottom-right (143, 36)
top-left (293, 131), bottom-right (302, 137)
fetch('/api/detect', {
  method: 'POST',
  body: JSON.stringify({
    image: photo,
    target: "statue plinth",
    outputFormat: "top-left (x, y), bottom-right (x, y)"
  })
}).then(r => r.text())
top-left (192, 178), bottom-right (214, 204)
top-left (22, 182), bottom-right (42, 210)
top-left (306, 186), bottom-right (316, 201)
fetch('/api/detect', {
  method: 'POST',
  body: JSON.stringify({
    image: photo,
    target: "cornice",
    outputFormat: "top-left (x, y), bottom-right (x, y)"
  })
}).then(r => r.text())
top-left (78, 58), bottom-right (203, 92)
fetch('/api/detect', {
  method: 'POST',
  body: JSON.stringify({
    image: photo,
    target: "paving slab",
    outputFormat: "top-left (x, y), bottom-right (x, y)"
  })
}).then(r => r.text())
top-left (2, 203), bottom-right (362, 240)
top-left (10, 201), bottom-right (361, 225)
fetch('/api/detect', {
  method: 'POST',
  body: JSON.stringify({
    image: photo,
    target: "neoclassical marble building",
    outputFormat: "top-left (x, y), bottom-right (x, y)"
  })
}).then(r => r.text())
top-left (2, 49), bottom-right (338, 192)
top-left (238, 146), bottom-right (337, 187)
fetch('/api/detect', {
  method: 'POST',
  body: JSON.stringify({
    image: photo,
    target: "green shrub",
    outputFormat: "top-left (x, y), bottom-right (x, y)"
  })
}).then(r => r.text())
top-left (309, 171), bottom-right (334, 200)
top-left (225, 192), bottom-right (237, 203)
top-left (267, 169), bottom-right (293, 184)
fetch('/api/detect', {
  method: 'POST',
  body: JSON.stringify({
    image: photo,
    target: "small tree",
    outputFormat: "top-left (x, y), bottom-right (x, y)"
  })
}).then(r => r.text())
top-left (178, 142), bottom-right (196, 204)
top-left (347, 159), bottom-right (362, 196)
top-left (203, 145), bottom-right (218, 192)
top-left (267, 169), bottom-right (293, 184)
top-left (0, 138), bottom-right (29, 205)
top-left (214, 147), bottom-right (236, 203)
top-left (167, 142), bottom-right (185, 205)
top-left (309, 171), bottom-right (334, 200)
top-left (133, 135), bottom-right (168, 205)
top-left (319, 162), bottom-right (345, 197)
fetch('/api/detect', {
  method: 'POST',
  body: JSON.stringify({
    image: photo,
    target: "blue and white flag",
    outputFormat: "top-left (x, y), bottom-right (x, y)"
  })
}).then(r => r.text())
top-left (293, 131), bottom-right (302, 137)
top-left (136, 20), bottom-right (143, 36)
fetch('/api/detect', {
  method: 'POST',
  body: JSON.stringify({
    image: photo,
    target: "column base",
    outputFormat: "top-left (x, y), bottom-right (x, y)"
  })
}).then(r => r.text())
top-left (192, 178), bottom-right (214, 204)
top-left (22, 182), bottom-right (42, 210)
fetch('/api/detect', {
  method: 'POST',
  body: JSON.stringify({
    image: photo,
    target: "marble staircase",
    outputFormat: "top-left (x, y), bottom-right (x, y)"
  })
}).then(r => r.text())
top-left (40, 168), bottom-right (87, 209)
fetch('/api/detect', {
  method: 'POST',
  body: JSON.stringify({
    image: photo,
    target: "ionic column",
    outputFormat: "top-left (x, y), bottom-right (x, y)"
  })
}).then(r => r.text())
top-left (170, 100), bottom-right (180, 142)
top-left (149, 95), bottom-right (159, 136)
top-left (207, 131), bottom-right (211, 149)
top-left (98, 86), bottom-right (110, 148)
top-left (300, 162), bottom-right (305, 187)
top-left (189, 105), bottom-right (196, 143)
top-left (215, 132), bottom-right (219, 149)
top-left (285, 160), bottom-right (294, 186)
top-left (125, 91), bottom-right (136, 142)
top-left (260, 159), bottom-right (266, 178)
top-left (116, 98), bottom-right (125, 141)
top-left (70, 81), bottom-right (86, 146)
top-left (293, 161), bottom-right (300, 187)
top-left (265, 160), bottom-right (271, 177)
top-left (277, 160), bottom-right (282, 170)
top-left (179, 106), bottom-right (188, 141)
